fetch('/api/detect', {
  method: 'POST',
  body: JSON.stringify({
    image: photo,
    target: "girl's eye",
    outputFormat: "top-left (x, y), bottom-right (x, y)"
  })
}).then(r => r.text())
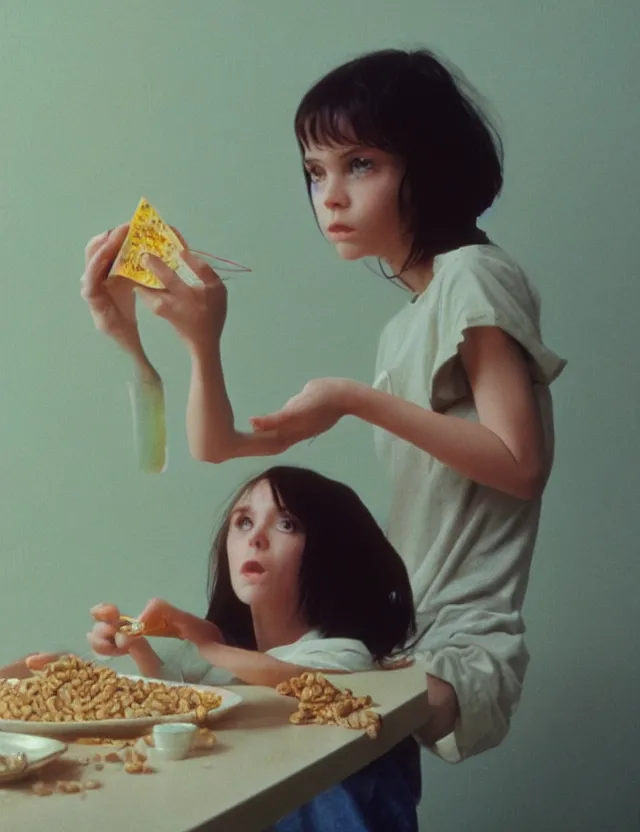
top-left (350, 157), bottom-right (373, 175)
top-left (236, 515), bottom-right (252, 530)
top-left (306, 166), bottom-right (323, 183)
top-left (277, 516), bottom-right (297, 533)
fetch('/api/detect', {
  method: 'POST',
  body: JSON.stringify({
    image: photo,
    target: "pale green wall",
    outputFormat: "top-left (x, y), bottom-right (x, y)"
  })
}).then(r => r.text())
top-left (0, 2), bottom-right (637, 830)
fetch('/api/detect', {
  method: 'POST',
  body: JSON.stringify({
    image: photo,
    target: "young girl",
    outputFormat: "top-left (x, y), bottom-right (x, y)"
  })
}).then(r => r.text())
top-left (3, 465), bottom-right (420, 831)
top-left (86, 465), bottom-right (416, 687)
top-left (82, 48), bottom-right (566, 762)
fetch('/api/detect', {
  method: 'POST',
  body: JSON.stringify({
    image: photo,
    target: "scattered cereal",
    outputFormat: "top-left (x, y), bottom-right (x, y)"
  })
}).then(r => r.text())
top-left (31, 782), bottom-right (54, 797)
top-left (56, 781), bottom-right (83, 794)
top-left (195, 727), bottom-right (217, 749)
top-left (276, 672), bottom-right (382, 739)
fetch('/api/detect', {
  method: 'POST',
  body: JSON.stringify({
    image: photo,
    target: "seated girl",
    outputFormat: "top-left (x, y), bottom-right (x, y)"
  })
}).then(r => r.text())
top-left (2, 465), bottom-right (421, 832)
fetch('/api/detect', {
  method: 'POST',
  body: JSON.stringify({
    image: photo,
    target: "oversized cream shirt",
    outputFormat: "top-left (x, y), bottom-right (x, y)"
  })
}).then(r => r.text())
top-left (153, 630), bottom-right (376, 686)
top-left (373, 244), bottom-right (566, 762)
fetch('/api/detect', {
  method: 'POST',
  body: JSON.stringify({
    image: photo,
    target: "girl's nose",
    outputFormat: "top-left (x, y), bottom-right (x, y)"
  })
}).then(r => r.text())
top-left (323, 177), bottom-right (349, 211)
top-left (249, 528), bottom-right (268, 550)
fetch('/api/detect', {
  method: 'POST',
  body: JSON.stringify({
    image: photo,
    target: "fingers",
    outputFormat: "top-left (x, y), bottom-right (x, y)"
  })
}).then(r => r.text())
top-left (137, 597), bottom-right (167, 624)
top-left (87, 621), bottom-right (128, 656)
top-left (141, 254), bottom-right (188, 294)
top-left (88, 604), bottom-right (130, 655)
top-left (138, 598), bottom-right (183, 638)
top-left (114, 632), bottom-right (135, 650)
top-left (169, 225), bottom-right (189, 249)
top-left (82, 225), bottom-right (129, 298)
top-left (179, 249), bottom-right (221, 286)
top-left (24, 652), bottom-right (61, 671)
top-left (166, 225), bottom-right (221, 286)
top-left (83, 230), bottom-right (110, 264)
top-left (90, 602), bottom-right (121, 623)
top-left (83, 223), bottom-right (128, 267)
top-left (134, 283), bottom-right (169, 318)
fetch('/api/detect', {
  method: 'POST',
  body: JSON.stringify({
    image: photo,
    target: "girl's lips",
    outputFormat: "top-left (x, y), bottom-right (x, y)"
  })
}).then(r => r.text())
top-left (240, 560), bottom-right (266, 576)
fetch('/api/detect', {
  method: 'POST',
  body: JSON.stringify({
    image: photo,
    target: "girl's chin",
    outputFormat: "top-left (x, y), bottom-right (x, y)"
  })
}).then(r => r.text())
top-left (234, 585), bottom-right (269, 605)
top-left (334, 243), bottom-right (368, 261)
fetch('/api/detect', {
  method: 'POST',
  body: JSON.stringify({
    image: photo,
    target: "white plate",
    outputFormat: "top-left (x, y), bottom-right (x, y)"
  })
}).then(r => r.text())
top-left (0, 732), bottom-right (67, 782)
top-left (0, 675), bottom-right (243, 738)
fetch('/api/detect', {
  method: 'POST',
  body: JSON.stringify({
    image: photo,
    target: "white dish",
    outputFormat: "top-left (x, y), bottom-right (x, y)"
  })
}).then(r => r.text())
top-left (0, 732), bottom-right (67, 782)
top-left (152, 722), bottom-right (197, 760)
top-left (0, 675), bottom-right (243, 738)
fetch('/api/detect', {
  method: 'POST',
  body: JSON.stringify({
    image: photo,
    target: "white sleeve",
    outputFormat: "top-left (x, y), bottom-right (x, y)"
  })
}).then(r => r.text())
top-left (271, 638), bottom-right (376, 673)
top-left (430, 254), bottom-right (566, 412)
top-left (411, 630), bottom-right (528, 762)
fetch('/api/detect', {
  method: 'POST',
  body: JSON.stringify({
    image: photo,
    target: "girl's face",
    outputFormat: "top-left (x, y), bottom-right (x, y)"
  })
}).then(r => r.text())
top-left (226, 480), bottom-right (306, 609)
top-left (303, 139), bottom-right (409, 267)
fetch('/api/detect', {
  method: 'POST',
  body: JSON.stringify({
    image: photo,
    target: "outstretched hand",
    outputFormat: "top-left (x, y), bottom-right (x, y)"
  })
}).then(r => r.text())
top-left (248, 378), bottom-right (355, 446)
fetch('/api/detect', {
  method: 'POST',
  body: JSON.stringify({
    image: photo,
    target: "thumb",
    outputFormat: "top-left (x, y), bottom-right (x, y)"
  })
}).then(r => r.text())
top-left (25, 652), bottom-right (61, 671)
top-left (249, 412), bottom-right (289, 432)
top-left (114, 632), bottom-right (134, 650)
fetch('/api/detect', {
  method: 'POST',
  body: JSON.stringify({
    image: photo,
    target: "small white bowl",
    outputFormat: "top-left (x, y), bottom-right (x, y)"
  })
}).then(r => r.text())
top-left (152, 723), bottom-right (197, 761)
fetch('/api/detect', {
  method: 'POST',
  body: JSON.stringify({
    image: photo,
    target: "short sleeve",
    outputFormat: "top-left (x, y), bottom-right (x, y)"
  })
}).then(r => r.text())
top-left (270, 638), bottom-right (376, 673)
top-left (430, 252), bottom-right (566, 412)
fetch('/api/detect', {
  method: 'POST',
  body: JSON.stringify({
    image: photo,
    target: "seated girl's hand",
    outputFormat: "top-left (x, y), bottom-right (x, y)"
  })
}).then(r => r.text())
top-left (0, 653), bottom-right (61, 679)
top-left (138, 599), bottom-right (223, 647)
top-left (87, 602), bottom-right (136, 656)
top-left (24, 653), bottom-right (63, 672)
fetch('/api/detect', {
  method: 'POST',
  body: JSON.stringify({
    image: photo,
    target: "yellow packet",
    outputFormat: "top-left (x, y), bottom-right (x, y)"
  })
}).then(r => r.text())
top-left (110, 197), bottom-right (199, 289)
top-left (116, 615), bottom-right (181, 639)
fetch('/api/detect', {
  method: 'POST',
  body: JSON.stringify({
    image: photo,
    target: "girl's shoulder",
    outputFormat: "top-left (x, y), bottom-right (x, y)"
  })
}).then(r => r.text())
top-left (379, 244), bottom-right (540, 349)
top-left (268, 632), bottom-right (376, 673)
top-left (432, 243), bottom-right (541, 313)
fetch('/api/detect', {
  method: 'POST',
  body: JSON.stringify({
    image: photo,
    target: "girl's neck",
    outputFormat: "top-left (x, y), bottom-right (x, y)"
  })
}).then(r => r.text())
top-left (250, 605), bottom-right (311, 653)
top-left (388, 226), bottom-right (491, 296)
top-left (395, 259), bottom-right (435, 295)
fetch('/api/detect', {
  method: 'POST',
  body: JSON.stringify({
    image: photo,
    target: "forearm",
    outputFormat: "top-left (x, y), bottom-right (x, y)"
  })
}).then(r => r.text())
top-left (128, 640), bottom-right (164, 678)
top-left (420, 674), bottom-right (460, 745)
top-left (186, 340), bottom-right (285, 463)
top-left (348, 383), bottom-right (543, 500)
top-left (131, 350), bottom-right (161, 384)
top-left (196, 642), bottom-right (305, 687)
top-left (185, 338), bottom-right (239, 462)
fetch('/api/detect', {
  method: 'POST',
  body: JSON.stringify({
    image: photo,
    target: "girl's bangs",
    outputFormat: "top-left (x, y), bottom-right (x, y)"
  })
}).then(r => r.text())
top-left (295, 99), bottom-right (393, 152)
top-left (263, 474), bottom-right (302, 528)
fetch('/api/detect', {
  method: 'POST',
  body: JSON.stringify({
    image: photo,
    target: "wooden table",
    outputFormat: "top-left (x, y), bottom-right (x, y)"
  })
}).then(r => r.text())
top-left (0, 667), bottom-right (428, 832)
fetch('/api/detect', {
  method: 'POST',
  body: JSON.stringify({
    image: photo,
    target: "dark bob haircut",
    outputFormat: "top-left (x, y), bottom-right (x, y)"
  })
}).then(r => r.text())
top-left (294, 48), bottom-right (503, 270)
top-left (205, 466), bottom-right (416, 663)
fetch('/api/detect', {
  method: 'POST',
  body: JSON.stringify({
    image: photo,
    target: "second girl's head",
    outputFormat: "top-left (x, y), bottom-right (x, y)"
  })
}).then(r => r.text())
top-left (294, 48), bottom-right (503, 272)
top-left (206, 466), bottom-right (416, 662)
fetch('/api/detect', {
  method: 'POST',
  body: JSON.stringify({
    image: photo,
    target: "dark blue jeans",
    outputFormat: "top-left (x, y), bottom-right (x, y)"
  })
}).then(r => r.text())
top-left (271, 737), bottom-right (421, 832)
